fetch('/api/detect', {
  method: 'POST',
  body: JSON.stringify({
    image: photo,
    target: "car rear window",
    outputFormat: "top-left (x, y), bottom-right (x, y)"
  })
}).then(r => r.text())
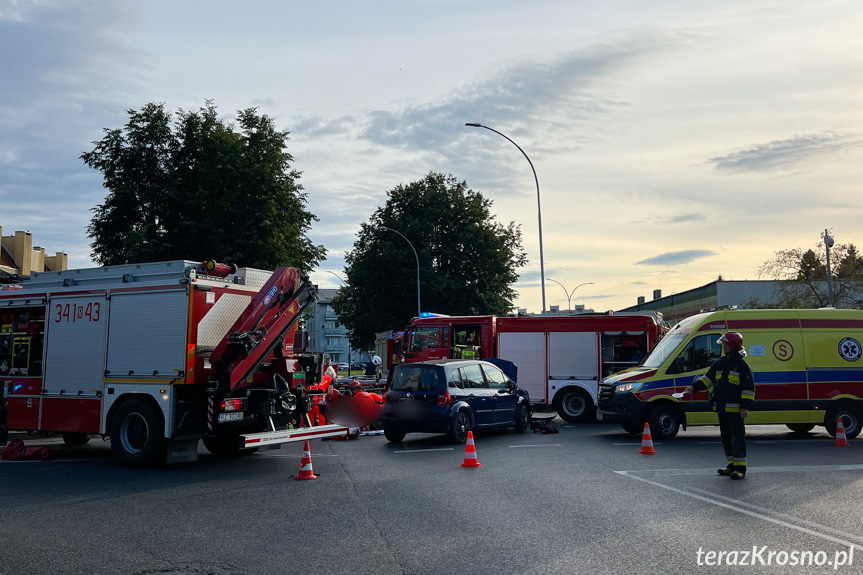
top-left (391, 365), bottom-right (443, 392)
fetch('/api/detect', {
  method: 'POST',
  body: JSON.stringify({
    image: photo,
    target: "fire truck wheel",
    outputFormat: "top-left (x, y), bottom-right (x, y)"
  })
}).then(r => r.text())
top-left (514, 404), bottom-right (531, 433)
top-left (786, 423), bottom-right (816, 435)
top-left (555, 387), bottom-right (595, 423)
top-left (202, 436), bottom-right (258, 457)
top-left (825, 404), bottom-right (862, 439)
top-left (648, 403), bottom-right (681, 440)
top-left (110, 398), bottom-right (166, 468)
top-left (384, 429), bottom-right (406, 443)
top-left (61, 432), bottom-right (90, 447)
top-left (447, 411), bottom-right (471, 444)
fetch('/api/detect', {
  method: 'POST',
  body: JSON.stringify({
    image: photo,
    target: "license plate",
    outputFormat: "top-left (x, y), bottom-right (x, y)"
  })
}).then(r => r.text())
top-left (218, 412), bottom-right (244, 423)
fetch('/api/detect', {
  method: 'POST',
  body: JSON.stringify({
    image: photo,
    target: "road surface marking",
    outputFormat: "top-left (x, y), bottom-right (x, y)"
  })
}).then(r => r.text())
top-left (393, 448), bottom-right (455, 454)
top-left (508, 444), bottom-right (562, 448)
top-left (612, 442), bottom-right (663, 446)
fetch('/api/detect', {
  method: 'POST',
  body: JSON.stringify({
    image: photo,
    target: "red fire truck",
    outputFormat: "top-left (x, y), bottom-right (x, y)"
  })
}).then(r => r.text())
top-left (403, 312), bottom-right (667, 422)
top-left (0, 260), bottom-right (348, 467)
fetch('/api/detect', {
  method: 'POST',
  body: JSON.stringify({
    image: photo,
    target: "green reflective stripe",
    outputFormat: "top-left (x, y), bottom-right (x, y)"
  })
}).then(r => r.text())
top-left (741, 392), bottom-right (755, 400)
top-left (732, 460), bottom-right (747, 466)
top-left (728, 375), bottom-right (740, 385)
top-left (725, 406), bottom-right (740, 413)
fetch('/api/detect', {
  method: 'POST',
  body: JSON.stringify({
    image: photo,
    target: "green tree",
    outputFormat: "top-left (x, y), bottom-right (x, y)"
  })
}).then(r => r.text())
top-left (332, 172), bottom-right (528, 349)
top-left (757, 240), bottom-right (863, 307)
top-left (82, 102), bottom-right (325, 274)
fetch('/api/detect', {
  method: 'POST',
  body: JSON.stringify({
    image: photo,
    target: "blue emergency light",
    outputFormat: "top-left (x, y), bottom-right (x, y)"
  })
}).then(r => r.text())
top-left (419, 312), bottom-right (450, 318)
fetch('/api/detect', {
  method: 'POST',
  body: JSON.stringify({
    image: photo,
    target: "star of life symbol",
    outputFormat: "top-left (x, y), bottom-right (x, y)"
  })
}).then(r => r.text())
top-left (838, 337), bottom-right (862, 362)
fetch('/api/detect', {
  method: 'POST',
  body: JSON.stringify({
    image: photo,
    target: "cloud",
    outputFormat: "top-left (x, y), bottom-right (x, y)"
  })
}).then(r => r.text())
top-left (634, 250), bottom-right (716, 266)
top-left (632, 213), bottom-right (707, 225)
top-left (706, 132), bottom-right (863, 173)
top-left (630, 281), bottom-right (649, 286)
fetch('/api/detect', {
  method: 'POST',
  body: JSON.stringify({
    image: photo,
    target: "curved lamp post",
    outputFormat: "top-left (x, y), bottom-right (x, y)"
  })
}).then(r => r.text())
top-left (547, 279), bottom-right (594, 311)
top-left (465, 123), bottom-right (546, 314)
top-left (381, 226), bottom-right (421, 318)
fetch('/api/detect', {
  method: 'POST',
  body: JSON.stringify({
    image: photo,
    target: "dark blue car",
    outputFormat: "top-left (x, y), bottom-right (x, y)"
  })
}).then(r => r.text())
top-left (381, 360), bottom-right (531, 444)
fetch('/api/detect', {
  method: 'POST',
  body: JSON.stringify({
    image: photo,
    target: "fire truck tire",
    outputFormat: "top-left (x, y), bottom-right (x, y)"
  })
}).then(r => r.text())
top-left (110, 398), bottom-right (166, 468)
top-left (825, 403), bottom-right (862, 439)
top-left (384, 429), bottom-right (406, 443)
top-left (621, 423), bottom-right (644, 435)
top-left (447, 411), bottom-right (471, 444)
top-left (647, 403), bottom-right (681, 440)
top-left (202, 436), bottom-right (258, 457)
top-left (786, 423), bottom-right (816, 435)
top-left (61, 432), bottom-right (90, 447)
top-left (514, 404), bottom-right (531, 433)
top-left (554, 387), bottom-right (595, 423)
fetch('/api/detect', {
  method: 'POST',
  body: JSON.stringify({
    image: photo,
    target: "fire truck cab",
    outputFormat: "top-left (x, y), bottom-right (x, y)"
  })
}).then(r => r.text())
top-left (0, 260), bottom-right (348, 466)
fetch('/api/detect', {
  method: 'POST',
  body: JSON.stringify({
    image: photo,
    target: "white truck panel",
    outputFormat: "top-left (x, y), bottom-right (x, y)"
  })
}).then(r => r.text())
top-left (498, 332), bottom-right (547, 403)
top-left (548, 332), bottom-right (598, 379)
top-left (106, 289), bottom-right (188, 379)
top-left (43, 294), bottom-right (109, 395)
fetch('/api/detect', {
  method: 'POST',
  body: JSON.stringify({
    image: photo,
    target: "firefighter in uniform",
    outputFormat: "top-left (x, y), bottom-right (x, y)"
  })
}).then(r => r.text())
top-left (685, 331), bottom-right (755, 480)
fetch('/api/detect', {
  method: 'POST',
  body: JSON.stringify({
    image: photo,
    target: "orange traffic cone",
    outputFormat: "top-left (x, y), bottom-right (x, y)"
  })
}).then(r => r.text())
top-left (295, 440), bottom-right (319, 480)
top-left (639, 422), bottom-right (657, 454)
top-left (460, 431), bottom-right (482, 468)
top-left (834, 417), bottom-right (851, 447)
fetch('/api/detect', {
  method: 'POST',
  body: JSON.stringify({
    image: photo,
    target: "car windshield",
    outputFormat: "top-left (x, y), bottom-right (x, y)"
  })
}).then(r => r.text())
top-left (641, 314), bottom-right (709, 369)
top-left (391, 366), bottom-right (441, 392)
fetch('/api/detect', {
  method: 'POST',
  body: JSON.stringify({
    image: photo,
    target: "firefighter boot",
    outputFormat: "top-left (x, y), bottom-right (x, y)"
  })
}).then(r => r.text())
top-left (730, 470), bottom-right (746, 480)
top-left (717, 458), bottom-right (734, 476)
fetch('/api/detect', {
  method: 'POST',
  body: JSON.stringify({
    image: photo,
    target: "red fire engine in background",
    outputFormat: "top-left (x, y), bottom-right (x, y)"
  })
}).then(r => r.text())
top-left (402, 312), bottom-right (668, 422)
top-left (0, 260), bottom-right (346, 467)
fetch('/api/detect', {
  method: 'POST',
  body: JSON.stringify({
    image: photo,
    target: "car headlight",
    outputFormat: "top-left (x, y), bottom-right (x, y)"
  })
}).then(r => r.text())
top-left (616, 382), bottom-right (643, 393)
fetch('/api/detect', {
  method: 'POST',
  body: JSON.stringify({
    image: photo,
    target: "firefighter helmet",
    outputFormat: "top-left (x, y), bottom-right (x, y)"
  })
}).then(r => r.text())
top-left (717, 331), bottom-right (744, 352)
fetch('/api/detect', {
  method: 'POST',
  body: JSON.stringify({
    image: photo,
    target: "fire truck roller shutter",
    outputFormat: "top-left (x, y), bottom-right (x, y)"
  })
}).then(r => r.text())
top-left (43, 294), bottom-right (109, 396)
top-left (548, 332), bottom-right (598, 423)
top-left (106, 289), bottom-right (189, 379)
top-left (498, 332), bottom-right (545, 406)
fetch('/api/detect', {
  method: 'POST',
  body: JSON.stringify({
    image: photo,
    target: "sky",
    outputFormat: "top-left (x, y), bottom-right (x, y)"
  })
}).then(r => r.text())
top-left (2, 0), bottom-right (862, 314)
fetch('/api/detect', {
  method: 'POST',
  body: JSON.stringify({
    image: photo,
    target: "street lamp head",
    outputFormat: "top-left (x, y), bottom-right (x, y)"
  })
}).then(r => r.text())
top-left (465, 123), bottom-right (482, 127)
top-left (825, 234), bottom-right (835, 248)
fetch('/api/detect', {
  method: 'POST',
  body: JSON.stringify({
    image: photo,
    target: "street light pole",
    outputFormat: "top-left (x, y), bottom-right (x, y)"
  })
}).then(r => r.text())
top-left (326, 271), bottom-right (351, 372)
top-left (547, 279), bottom-right (594, 311)
top-left (465, 123), bottom-right (546, 314)
top-left (381, 226), bottom-right (421, 318)
top-left (824, 229), bottom-right (835, 307)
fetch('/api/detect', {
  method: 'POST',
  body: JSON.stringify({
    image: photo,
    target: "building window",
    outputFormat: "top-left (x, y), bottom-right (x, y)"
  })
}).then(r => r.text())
top-left (327, 337), bottom-right (339, 347)
top-left (325, 320), bottom-right (336, 330)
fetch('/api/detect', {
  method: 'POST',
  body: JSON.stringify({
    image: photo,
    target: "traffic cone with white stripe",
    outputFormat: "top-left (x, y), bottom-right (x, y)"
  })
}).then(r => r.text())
top-left (460, 431), bottom-right (482, 468)
top-left (639, 422), bottom-right (657, 455)
top-left (295, 440), bottom-right (319, 480)
top-left (834, 417), bottom-right (851, 447)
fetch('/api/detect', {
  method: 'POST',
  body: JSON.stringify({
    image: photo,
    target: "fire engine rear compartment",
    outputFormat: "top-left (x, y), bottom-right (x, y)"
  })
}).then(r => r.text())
top-left (1, 260), bottom-right (349, 467)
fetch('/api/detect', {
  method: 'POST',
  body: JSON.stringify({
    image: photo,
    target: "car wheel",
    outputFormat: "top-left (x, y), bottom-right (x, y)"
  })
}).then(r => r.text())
top-left (786, 423), bottom-right (816, 435)
top-left (62, 432), bottom-right (90, 447)
top-left (384, 429), bottom-right (406, 443)
top-left (621, 422), bottom-right (644, 435)
top-left (448, 411), bottom-right (471, 444)
top-left (648, 403), bottom-right (680, 440)
top-left (825, 404), bottom-right (862, 439)
top-left (555, 387), bottom-right (595, 423)
top-left (514, 404), bottom-right (530, 433)
top-left (110, 398), bottom-right (166, 468)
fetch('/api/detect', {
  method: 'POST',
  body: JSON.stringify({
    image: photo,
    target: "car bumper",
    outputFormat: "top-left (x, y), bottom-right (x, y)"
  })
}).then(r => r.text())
top-left (597, 390), bottom-right (644, 425)
top-left (380, 416), bottom-right (452, 434)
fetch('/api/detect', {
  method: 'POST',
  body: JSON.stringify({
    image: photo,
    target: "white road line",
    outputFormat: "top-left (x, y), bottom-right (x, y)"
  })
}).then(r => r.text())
top-left (615, 468), bottom-right (861, 549)
top-left (507, 444), bottom-right (562, 448)
top-left (258, 454), bottom-right (339, 458)
top-left (612, 442), bottom-right (663, 446)
top-left (751, 439), bottom-right (834, 444)
top-left (393, 448), bottom-right (455, 454)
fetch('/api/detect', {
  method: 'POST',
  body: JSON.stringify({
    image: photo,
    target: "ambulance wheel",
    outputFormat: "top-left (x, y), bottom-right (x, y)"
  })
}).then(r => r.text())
top-left (203, 435), bottom-right (258, 457)
top-left (825, 404), bottom-right (862, 439)
top-left (786, 423), bottom-right (816, 435)
top-left (384, 429), bottom-right (406, 443)
top-left (648, 403), bottom-right (680, 440)
top-left (62, 432), bottom-right (90, 447)
top-left (110, 398), bottom-right (166, 468)
top-left (621, 423), bottom-right (644, 435)
top-left (555, 387), bottom-right (595, 423)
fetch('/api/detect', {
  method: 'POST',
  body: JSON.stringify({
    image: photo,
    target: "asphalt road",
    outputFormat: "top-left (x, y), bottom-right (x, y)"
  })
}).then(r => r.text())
top-left (3, 422), bottom-right (863, 575)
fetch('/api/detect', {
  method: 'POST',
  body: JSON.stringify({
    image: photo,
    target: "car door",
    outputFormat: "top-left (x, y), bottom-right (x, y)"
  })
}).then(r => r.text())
top-left (483, 363), bottom-right (519, 424)
top-left (460, 364), bottom-right (494, 426)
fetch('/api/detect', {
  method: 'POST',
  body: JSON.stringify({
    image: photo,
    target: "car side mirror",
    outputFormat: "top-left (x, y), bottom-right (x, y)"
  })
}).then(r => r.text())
top-left (498, 387), bottom-right (509, 394)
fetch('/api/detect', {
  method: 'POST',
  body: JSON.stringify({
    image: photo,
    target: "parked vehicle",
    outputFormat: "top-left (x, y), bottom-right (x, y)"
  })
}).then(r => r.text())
top-left (401, 313), bottom-right (667, 423)
top-left (0, 260), bottom-right (347, 467)
top-left (380, 359), bottom-right (531, 444)
top-left (338, 362), bottom-right (350, 372)
top-left (597, 309), bottom-right (863, 440)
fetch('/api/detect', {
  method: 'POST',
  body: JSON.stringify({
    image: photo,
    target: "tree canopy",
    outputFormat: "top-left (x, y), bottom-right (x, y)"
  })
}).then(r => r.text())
top-left (82, 101), bottom-right (326, 275)
top-left (332, 172), bottom-right (528, 349)
top-left (757, 239), bottom-right (863, 307)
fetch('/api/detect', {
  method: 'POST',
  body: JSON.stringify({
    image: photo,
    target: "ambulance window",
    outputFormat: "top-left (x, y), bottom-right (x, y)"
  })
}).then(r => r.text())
top-left (668, 335), bottom-right (721, 374)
